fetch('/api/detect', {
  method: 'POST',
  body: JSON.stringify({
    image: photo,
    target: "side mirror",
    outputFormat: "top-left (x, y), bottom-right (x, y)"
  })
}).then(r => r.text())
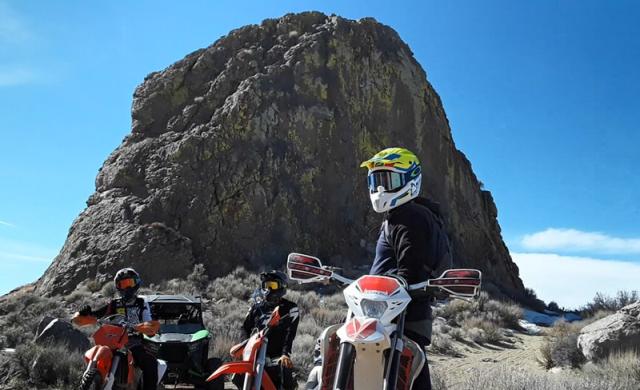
top-left (287, 253), bottom-right (332, 283)
top-left (428, 269), bottom-right (482, 298)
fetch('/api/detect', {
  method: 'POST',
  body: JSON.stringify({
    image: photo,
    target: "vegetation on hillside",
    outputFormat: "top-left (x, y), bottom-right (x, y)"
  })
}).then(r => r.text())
top-left (1, 268), bottom-right (639, 389)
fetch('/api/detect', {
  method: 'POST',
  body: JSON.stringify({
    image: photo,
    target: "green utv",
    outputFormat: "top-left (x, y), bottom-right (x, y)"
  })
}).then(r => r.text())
top-left (142, 295), bottom-right (223, 390)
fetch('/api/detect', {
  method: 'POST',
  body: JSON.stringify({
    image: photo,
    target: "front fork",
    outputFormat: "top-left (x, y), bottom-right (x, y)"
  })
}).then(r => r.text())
top-left (333, 342), bottom-right (355, 390)
top-left (384, 311), bottom-right (406, 390)
top-left (102, 354), bottom-right (121, 390)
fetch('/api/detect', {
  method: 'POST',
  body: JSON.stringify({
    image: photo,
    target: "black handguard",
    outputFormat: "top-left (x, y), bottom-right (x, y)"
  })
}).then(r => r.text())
top-left (78, 305), bottom-right (92, 316)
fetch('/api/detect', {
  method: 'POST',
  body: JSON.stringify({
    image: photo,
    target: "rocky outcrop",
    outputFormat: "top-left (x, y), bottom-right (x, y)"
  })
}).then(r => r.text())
top-left (34, 317), bottom-right (90, 353)
top-left (36, 12), bottom-right (524, 296)
top-left (577, 301), bottom-right (640, 360)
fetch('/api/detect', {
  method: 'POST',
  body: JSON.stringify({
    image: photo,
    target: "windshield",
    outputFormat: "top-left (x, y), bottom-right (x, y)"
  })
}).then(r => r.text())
top-left (149, 302), bottom-right (204, 334)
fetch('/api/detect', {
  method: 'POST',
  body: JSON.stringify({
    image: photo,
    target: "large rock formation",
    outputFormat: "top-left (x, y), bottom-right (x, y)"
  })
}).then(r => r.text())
top-left (577, 301), bottom-right (640, 360)
top-left (36, 12), bottom-right (524, 296)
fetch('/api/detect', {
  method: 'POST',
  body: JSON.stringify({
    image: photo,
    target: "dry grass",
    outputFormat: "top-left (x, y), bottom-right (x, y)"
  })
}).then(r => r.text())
top-left (431, 292), bottom-right (523, 349)
top-left (445, 352), bottom-right (640, 390)
top-left (539, 320), bottom-right (585, 369)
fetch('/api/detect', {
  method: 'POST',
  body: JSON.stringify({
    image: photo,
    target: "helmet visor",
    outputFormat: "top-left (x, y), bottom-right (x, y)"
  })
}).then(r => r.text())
top-left (263, 281), bottom-right (281, 291)
top-left (116, 277), bottom-right (137, 290)
top-left (368, 170), bottom-right (405, 193)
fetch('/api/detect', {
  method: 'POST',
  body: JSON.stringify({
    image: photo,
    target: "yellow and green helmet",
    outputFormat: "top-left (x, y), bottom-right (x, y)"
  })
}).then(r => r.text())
top-left (360, 147), bottom-right (422, 213)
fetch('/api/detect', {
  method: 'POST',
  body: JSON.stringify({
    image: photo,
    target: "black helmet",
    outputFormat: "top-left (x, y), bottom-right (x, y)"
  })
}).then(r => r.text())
top-left (260, 270), bottom-right (288, 304)
top-left (114, 268), bottom-right (141, 300)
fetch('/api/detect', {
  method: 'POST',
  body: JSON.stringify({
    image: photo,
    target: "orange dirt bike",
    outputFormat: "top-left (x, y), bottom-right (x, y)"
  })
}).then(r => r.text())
top-left (72, 313), bottom-right (167, 390)
top-left (206, 306), bottom-right (288, 390)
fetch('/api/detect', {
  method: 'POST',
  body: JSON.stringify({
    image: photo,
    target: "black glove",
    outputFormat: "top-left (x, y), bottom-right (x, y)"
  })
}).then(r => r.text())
top-left (78, 305), bottom-right (92, 316)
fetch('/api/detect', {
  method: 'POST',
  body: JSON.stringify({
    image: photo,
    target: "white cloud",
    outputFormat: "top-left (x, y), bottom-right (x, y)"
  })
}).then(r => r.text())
top-left (0, 220), bottom-right (15, 228)
top-left (512, 252), bottom-right (640, 310)
top-left (0, 65), bottom-right (41, 87)
top-left (521, 228), bottom-right (640, 255)
top-left (0, 237), bottom-right (57, 263)
top-left (0, 1), bottom-right (33, 44)
top-left (0, 251), bottom-right (51, 262)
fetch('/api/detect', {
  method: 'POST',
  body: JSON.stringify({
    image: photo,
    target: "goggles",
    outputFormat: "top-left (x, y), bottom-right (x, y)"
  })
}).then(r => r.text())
top-left (116, 277), bottom-right (137, 290)
top-left (367, 170), bottom-right (406, 193)
top-left (263, 281), bottom-right (282, 291)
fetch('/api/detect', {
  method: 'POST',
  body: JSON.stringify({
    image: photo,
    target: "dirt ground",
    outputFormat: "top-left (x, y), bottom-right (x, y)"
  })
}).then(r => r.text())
top-left (211, 333), bottom-right (545, 389)
top-left (429, 332), bottom-right (546, 388)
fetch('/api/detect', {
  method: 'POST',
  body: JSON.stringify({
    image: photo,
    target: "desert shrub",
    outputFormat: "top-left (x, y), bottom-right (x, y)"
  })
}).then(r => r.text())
top-left (206, 267), bottom-right (261, 301)
top-left (547, 301), bottom-right (560, 312)
top-left (0, 342), bottom-right (84, 389)
top-left (84, 279), bottom-right (102, 293)
top-left (291, 333), bottom-right (317, 376)
top-left (432, 292), bottom-right (522, 346)
top-left (482, 298), bottom-right (523, 329)
top-left (460, 317), bottom-right (504, 344)
top-left (187, 263), bottom-right (210, 292)
top-left (512, 287), bottom-right (547, 312)
top-left (0, 293), bottom-right (67, 348)
top-left (429, 331), bottom-right (457, 355)
top-left (65, 286), bottom-right (92, 306)
top-left (580, 290), bottom-right (639, 317)
top-left (100, 281), bottom-right (116, 298)
top-left (539, 320), bottom-right (585, 369)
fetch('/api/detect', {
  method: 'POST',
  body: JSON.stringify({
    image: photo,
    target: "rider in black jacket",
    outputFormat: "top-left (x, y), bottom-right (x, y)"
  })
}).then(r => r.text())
top-left (239, 270), bottom-right (299, 390)
top-left (361, 147), bottom-right (452, 390)
top-left (78, 268), bottom-right (159, 390)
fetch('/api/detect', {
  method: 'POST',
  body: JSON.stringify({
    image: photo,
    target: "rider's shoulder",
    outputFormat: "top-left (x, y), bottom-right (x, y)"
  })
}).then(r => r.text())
top-left (279, 298), bottom-right (297, 310)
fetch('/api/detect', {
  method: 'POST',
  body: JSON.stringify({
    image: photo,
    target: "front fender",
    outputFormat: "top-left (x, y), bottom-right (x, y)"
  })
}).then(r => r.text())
top-left (206, 362), bottom-right (253, 382)
top-left (84, 345), bottom-right (112, 380)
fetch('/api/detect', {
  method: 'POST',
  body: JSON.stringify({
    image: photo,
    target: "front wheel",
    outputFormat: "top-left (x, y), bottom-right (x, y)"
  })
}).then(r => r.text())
top-left (333, 343), bottom-right (355, 390)
top-left (78, 366), bottom-right (102, 390)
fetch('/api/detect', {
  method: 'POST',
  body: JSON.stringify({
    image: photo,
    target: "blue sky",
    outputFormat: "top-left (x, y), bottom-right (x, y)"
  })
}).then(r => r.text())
top-left (1, 0), bottom-right (639, 308)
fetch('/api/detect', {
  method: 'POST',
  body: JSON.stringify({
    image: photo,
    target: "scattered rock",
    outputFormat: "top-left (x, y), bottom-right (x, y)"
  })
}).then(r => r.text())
top-left (577, 301), bottom-right (640, 361)
top-left (34, 318), bottom-right (90, 353)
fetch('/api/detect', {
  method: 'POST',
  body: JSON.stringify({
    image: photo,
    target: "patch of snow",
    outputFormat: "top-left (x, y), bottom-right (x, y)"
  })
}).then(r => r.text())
top-left (523, 309), bottom-right (583, 327)
top-left (518, 319), bottom-right (542, 335)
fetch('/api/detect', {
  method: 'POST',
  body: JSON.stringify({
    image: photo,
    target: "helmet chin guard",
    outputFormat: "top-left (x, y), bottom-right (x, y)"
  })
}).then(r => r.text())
top-left (369, 174), bottom-right (421, 213)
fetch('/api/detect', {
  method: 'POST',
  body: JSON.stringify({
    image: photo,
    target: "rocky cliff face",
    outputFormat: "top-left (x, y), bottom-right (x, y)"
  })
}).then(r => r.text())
top-left (36, 12), bottom-right (524, 296)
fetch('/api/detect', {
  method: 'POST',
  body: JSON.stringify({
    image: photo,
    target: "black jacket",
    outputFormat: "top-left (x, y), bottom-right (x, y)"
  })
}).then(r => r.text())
top-left (370, 197), bottom-right (452, 320)
top-left (242, 298), bottom-right (299, 358)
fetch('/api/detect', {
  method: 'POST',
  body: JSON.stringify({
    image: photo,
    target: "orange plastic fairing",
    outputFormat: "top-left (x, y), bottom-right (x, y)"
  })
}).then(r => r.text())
top-left (135, 320), bottom-right (160, 336)
top-left (72, 314), bottom-right (97, 326)
top-left (205, 362), bottom-right (276, 390)
top-left (267, 307), bottom-right (281, 327)
top-left (84, 345), bottom-right (112, 379)
top-left (93, 324), bottom-right (128, 349)
top-left (207, 361), bottom-right (253, 381)
top-left (230, 341), bottom-right (247, 360)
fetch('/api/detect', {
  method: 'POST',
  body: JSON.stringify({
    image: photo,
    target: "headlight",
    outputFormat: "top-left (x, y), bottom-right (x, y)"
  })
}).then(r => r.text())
top-left (360, 299), bottom-right (388, 319)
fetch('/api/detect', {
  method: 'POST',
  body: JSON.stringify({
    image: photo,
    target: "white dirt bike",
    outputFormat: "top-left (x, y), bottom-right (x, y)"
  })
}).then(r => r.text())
top-left (286, 253), bottom-right (482, 390)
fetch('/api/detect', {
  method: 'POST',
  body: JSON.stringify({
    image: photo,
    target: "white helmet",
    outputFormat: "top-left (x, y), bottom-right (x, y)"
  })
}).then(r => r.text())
top-left (360, 147), bottom-right (422, 213)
